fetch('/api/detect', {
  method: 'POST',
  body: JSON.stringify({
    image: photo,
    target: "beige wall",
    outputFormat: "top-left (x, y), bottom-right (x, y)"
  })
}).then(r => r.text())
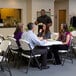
top-left (69, 0), bottom-right (76, 25)
top-left (0, 28), bottom-right (15, 38)
top-left (0, 0), bottom-right (73, 37)
top-left (54, 0), bottom-right (69, 32)
top-left (0, 0), bottom-right (27, 37)
top-left (0, 0), bottom-right (55, 37)
top-left (26, 0), bottom-right (32, 23)
top-left (32, 0), bottom-right (54, 34)
top-left (69, 0), bottom-right (76, 15)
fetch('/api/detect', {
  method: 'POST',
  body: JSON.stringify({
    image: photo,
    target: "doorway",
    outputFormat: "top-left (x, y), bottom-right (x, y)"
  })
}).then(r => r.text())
top-left (59, 10), bottom-right (66, 31)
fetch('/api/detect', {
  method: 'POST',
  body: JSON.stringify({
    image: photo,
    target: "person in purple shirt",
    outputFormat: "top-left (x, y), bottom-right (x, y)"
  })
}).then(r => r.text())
top-left (14, 23), bottom-right (23, 47)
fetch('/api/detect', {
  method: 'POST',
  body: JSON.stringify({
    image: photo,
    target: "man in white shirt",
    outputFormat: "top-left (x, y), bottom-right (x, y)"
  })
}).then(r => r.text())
top-left (21, 22), bottom-right (49, 69)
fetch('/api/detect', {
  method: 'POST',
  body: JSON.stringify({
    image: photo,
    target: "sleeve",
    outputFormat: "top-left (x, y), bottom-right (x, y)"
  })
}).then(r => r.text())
top-left (31, 33), bottom-right (45, 46)
top-left (37, 17), bottom-right (39, 22)
top-left (47, 16), bottom-right (52, 23)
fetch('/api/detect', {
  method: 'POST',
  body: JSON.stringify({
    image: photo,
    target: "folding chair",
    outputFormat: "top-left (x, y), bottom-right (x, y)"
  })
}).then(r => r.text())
top-left (8, 37), bottom-right (20, 67)
top-left (0, 34), bottom-right (4, 40)
top-left (0, 34), bottom-right (4, 43)
top-left (19, 39), bottom-right (41, 73)
top-left (72, 36), bottom-right (76, 56)
top-left (58, 40), bottom-right (73, 65)
top-left (0, 40), bottom-right (12, 76)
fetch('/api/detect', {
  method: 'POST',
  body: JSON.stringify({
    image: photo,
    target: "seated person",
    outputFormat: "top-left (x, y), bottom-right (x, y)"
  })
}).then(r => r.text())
top-left (38, 24), bottom-right (51, 39)
top-left (38, 24), bottom-right (52, 59)
top-left (51, 23), bottom-right (72, 65)
top-left (21, 22), bottom-right (49, 69)
top-left (14, 23), bottom-right (23, 47)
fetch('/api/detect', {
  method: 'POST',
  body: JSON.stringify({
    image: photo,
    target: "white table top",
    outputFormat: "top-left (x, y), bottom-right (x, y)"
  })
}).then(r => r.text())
top-left (42, 40), bottom-right (62, 46)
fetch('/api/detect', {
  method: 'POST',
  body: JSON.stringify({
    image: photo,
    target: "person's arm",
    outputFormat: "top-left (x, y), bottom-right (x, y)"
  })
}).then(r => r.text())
top-left (47, 16), bottom-right (52, 26)
top-left (38, 29), bottom-right (43, 37)
top-left (34, 17), bottom-right (40, 25)
top-left (63, 34), bottom-right (71, 45)
top-left (31, 33), bottom-right (45, 46)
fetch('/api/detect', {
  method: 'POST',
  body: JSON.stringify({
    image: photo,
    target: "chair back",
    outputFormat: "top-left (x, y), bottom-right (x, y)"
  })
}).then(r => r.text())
top-left (0, 40), bottom-right (12, 76)
top-left (72, 36), bottom-right (76, 46)
top-left (0, 40), bottom-right (11, 53)
top-left (8, 37), bottom-right (19, 50)
top-left (0, 34), bottom-right (4, 43)
top-left (19, 39), bottom-right (31, 51)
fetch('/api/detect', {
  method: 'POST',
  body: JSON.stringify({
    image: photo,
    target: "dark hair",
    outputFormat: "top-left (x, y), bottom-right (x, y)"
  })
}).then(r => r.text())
top-left (62, 23), bottom-right (69, 32)
top-left (14, 26), bottom-right (20, 35)
top-left (41, 25), bottom-right (50, 36)
top-left (58, 23), bottom-right (69, 42)
top-left (41, 9), bottom-right (45, 12)
top-left (27, 22), bottom-right (34, 30)
top-left (14, 23), bottom-right (23, 35)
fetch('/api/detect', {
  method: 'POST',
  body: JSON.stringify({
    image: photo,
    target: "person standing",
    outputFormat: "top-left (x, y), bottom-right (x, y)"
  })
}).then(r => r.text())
top-left (35, 9), bottom-right (52, 32)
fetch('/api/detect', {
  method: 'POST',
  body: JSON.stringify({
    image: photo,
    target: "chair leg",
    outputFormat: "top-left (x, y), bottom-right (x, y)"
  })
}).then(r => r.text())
top-left (70, 51), bottom-right (73, 64)
top-left (0, 63), bottom-right (4, 72)
top-left (62, 57), bottom-right (65, 66)
top-left (26, 57), bottom-right (32, 73)
top-left (67, 52), bottom-right (73, 64)
top-left (5, 60), bottom-right (12, 76)
top-left (13, 53), bottom-right (18, 67)
top-left (59, 54), bottom-right (65, 66)
top-left (34, 57), bottom-right (41, 70)
top-left (61, 52), bottom-right (73, 65)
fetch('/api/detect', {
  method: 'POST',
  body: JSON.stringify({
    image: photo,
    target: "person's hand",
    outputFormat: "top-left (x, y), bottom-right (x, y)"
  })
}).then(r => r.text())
top-left (39, 29), bottom-right (42, 33)
top-left (38, 37), bottom-right (43, 40)
top-left (43, 39), bottom-right (47, 42)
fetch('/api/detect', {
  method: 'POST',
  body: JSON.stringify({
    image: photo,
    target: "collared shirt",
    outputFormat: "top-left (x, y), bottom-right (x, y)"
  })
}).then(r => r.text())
top-left (21, 30), bottom-right (45, 49)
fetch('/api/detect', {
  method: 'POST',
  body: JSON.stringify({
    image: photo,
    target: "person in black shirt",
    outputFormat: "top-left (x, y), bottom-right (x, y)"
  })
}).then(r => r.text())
top-left (70, 16), bottom-right (76, 28)
top-left (35, 9), bottom-right (52, 32)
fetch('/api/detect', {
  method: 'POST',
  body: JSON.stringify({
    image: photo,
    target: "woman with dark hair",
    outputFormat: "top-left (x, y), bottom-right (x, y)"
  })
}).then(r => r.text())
top-left (51, 23), bottom-right (72, 65)
top-left (14, 23), bottom-right (23, 47)
top-left (38, 24), bottom-right (51, 39)
top-left (58, 23), bottom-right (71, 45)
top-left (38, 24), bottom-right (52, 59)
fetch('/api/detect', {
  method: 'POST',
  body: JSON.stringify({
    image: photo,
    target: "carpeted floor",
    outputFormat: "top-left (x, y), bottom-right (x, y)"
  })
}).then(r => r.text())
top-left (0, 59), bottom-right (76, 76)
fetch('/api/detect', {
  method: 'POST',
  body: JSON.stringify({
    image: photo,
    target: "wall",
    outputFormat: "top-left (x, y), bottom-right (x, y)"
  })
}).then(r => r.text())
top-left (69, 0), bottom-right (76, 16)
top-left (0, 0), bottom-right (26, 37)
top-left (32, 0), bottom-right (54, 34)
top-left (26, 0), bottom-right (32, 23)
top-left (54, 0), bottom-right (69, 32)
top-left (0, 0), bottom-right (55, 37)
top-left (69, 0), bottom-right (76, 24)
